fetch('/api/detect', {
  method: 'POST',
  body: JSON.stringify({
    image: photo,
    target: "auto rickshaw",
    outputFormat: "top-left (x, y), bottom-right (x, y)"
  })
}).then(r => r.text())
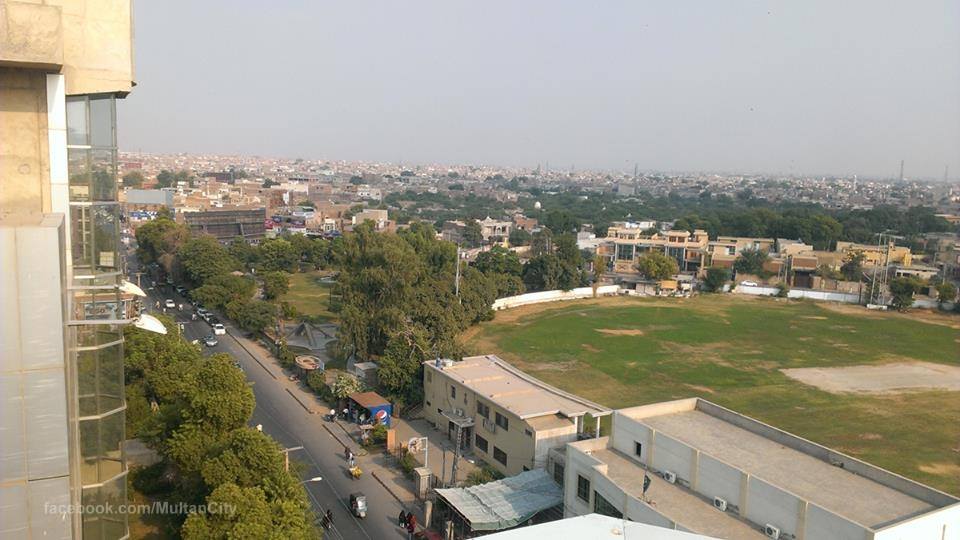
top-left (349, 492), bottom-right (367, 518)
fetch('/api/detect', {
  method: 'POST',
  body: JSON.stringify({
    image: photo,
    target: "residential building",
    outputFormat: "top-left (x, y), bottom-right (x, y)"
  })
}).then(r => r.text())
top-left (598, 226), bottom-right (709, 276)
top-left (180, 207), bottom-right (266, 241)
top-left (422, 355), bottom-right (610, 476)
top-left (559, 398), bottom-right (959, 540)
top-left (479, 216), bottom-right (512, 241)
top-left (705, 236), bottom-right (775, 269)
top-left (836, 241), bottom-right (912, 267)
top-left (1, 1), bottom-right (136, 537)
top-left (351, 208), bottom-right (393, 231)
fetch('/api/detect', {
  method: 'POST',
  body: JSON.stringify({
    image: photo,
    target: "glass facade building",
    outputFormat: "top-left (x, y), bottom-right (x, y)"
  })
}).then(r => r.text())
top-left (66, 95), bottom-right (129, 539)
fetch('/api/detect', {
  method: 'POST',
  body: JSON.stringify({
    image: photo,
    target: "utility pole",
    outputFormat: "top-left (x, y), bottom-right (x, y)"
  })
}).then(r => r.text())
top-left (454, 244), bottom-right (462, 304)
top-left (281, 446), bottom-right (304, 472)
top-left (450, 423), bottom-right (462, 486)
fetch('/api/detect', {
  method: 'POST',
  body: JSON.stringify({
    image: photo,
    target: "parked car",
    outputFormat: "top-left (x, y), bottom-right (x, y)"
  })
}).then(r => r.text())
top-left (175, 286), bottom-right (187, 296)
top-left (164, 299), bottom-right (176, 309)
top-left (203, 335), bottom-right (218, 347)
top-left (196, 308), bottom-right (210, 319)
top-left (740, 280), bottom-right (758, 287)
top-left (212, 323), bottom-right (226, 335)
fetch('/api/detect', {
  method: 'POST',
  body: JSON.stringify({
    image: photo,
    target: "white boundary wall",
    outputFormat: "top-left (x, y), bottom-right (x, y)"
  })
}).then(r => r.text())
top-left (492, 285), bottom-right (621, 310)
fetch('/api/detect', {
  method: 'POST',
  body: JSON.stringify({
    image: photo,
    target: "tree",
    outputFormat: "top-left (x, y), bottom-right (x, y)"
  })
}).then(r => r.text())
top-left (889, 276), bottom-right (922, 310)
top-left (543, 210), bottom-right (580, 234)
top-left (473, 245), bottom-right (522, 276)
top-left (462, 219), bottom-right (484, 248)
top-left (181, 483), bottom-right (313, 540)
top-left (179, 235), bottom-right (239, 285)
top-left (530, 228), bottom-right (553, 257)
top-left (123, 170), bottom-right (145, 188)
top-left (733, 248), bottom-right (768, 276)
top-left (936, 282), bottom-right (957, 305)
top-left (635, 252), bottom-right (679, 281)
top-left (190, 274), bottom-right (256, 310)
top-left (522, 254), bottom-right (562, 292)
top-left (591, 254), bottom-right (606, 297)
top-left (701, 267), bottom-right (730, 292)
top-left (227, 299), bottom-right (276, 333)
top-left (156, 169), bottom-right (175, 188)
top-left (261, 271), bottom-right (290, 300)
top-left (508, 228), bottom-right (532, 247)
top-left (840, 250), bottom-right (866, 281)
top-left (377, 326), bottom-right (430, 402)
top-left (332, 374), bottom-right (363, 400)
top-left (489, 273), bottom-right (525, 298)
top-left (228, 236), bottom-right (259, 268)
top-left (257, 239), bottom-right (299, 272)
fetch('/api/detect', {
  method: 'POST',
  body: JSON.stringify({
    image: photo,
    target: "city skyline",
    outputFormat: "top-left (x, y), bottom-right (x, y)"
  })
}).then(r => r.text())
top-left (120, 0), bottom-right (959, 180)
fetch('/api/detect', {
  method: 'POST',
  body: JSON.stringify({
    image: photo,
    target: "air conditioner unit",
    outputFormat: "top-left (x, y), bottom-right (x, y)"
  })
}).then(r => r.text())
top-left (662, 470), bottom-right (677, 484)
top-left (763, 524), bottom-right (780, 539)
top-left (713, 497), bottom-right (727, 512)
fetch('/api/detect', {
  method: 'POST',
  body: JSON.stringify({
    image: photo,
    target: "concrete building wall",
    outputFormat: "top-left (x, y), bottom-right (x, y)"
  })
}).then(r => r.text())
top-left (745, 476), bottom-right (802, 538)
top-left (0, 68), bottom-right (51, 217)
top-left (562, 438), bottom-right (607, 517)
top-left (805, 504), bottom-right (871, 540)
top-left (610, 409), bottom-right (652, 462)
top-left (651, 433), bottom-right (695, 483)
top-left (0, 216), bottom-right (73, 539)
top-left (533, 425), bottom-right (577, 473)
top-left (695, 454), bottom-right (742, 510)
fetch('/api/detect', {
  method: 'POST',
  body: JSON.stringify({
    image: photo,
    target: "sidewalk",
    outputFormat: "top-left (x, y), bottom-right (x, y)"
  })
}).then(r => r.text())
top-left (392, 418), bottom-right (479, 486)
top-left (227, 324), bottom-right (424, 507)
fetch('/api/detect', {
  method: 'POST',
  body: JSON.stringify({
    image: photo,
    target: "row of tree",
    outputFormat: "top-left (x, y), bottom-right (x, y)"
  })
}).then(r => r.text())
top-left (124, 317), bottom-right (316, 538)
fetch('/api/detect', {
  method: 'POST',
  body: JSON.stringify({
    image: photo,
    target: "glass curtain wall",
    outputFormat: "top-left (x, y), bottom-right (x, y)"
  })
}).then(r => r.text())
top-left (66, 94), bottom-right (128, 539)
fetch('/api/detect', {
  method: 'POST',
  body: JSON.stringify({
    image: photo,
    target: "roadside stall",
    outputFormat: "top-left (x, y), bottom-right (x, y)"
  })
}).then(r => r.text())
top-left (346, 391), bottom-right (393, 427)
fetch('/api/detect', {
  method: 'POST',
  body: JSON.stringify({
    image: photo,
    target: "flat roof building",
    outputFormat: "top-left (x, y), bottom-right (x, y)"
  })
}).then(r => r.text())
top-left (423, 355), bottom-right (610, 476)
top-left (559, 398), bottom-right (960, 540)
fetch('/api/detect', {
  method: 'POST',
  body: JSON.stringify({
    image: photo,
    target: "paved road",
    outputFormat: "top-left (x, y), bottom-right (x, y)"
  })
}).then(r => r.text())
top-left (133, 265), bottom-right (409, 539)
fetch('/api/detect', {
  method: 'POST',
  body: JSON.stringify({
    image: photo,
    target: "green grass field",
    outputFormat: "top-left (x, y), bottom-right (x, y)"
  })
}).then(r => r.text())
top-left (282, 271), bottom-right (337, 321)
top-left (465, 295), bottom-right (960, 495)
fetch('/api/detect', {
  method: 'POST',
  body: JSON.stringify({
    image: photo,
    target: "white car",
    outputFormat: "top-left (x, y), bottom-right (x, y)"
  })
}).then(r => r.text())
top-left (739, 280), bottom-right (759, 287)
top-left (164, 299), bottom-right (176, 308)
top-left (212, 323), bottom-right (226, 335)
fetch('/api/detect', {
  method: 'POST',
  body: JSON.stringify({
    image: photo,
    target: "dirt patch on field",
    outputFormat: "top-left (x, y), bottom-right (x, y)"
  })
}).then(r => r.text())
top-left (581, 344), bottom-right (601, 353)
top-left (685, 384), bottom-right (715, 395)
top-left (782, 361), bottom-right (960, 394)
top-left (919, 463), bottom-right (960, 477)
top-left (800, 316), bottom-right (829, 320)
top-left (597, 328), bottom-right (646, 336)
top-left (818, 302), bottom-right (960, 329)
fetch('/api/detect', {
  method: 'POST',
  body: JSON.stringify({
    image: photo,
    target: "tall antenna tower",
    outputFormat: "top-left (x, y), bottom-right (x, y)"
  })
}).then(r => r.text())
top-left (899, 160), bottom-right (904, 181)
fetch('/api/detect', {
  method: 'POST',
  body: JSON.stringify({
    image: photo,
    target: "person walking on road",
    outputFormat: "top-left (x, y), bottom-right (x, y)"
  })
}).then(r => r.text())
top-left (406, 512), bottom-right (417, 539)
top-left (398, 510), bottom-right (406, 527)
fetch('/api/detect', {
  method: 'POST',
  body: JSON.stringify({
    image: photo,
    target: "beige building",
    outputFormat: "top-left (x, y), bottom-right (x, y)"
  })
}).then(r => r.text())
top-left (423, 355), bottom-right (610, 476)
top-left (598, 225), bottom-right (710, 275)
top-left (1, 1), bottom-right (135, 538)
top-left (559, 398), bottom-right (960, 540)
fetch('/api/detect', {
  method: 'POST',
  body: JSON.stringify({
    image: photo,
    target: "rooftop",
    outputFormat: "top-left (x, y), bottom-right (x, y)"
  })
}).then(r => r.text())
top-left (591, 447), bottom-right (764, 539)
top-left (484, 513), bottom-right (718, 540)
top-left (425, 355), bottom-right (609, 420)
top-left (624, 399), bottom-right (955, 529)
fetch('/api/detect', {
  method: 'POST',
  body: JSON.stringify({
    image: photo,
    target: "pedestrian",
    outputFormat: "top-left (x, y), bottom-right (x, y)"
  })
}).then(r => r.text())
top-left (342, 407), bottom-right (348, 420)
top-left (398, 510), bottom-right (406, 527)
top-left (326, 509), bottom-right (333, 528)
top-left (406, 513), bottom-right (417, 538)
top-left (348, 455), bottom-right (355, 469)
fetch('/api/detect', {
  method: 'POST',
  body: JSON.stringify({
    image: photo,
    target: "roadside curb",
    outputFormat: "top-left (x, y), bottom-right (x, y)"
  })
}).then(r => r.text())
top-left (229, 331), bottom-right (278, 380)
top-left (371, 469), bottom-right (416, 507)
top-left (285, 388), bottom-right (316, 414)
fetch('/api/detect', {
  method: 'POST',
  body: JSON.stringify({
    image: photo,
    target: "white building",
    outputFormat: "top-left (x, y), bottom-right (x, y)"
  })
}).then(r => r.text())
top-left (557, 398), bottom-right (960, 540)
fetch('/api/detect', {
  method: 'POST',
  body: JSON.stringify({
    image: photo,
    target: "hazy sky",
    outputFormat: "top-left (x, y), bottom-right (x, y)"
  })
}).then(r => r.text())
top-left (120, 1), bottom-right (960, 179)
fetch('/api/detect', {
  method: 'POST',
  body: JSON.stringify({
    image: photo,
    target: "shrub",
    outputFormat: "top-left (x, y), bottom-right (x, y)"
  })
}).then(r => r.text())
top-left (775, 283), bottom-right (790, 298)
top-left (306, 369), bottom-right (326, 394)
top-left (368, 424), bottom-right (388, 446)
top-left (399, 449), bottom-right (417, 476)
top-left (130, 462), bottom-right (171, 496)
top-left (465, 464), bottom-right (503, 486)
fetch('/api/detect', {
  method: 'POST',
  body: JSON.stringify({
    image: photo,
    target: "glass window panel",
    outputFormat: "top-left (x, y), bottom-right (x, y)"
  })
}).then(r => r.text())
top-left (79, 418), bottom-right (100, 484)
top-left (81, 475), bottom-right (128, 539)
top-left (66, 97), bottom-right (88, 146)
top-left (99, 411), bottom-right (124, 462)
top-left (72, 205), bottom-right (121, 276)
top-left (89, 97), bottom-right (115, 148)
top-left (73, 287), bottom-right (121, 321)
top-left (68, 148), bottom-right (91, 202)
top-left (77, 343), bottom-right (124, 416)
top-left (90, 149), bottom-right (117, 201)
top-left (76, 324), bottom-right (123, 348)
